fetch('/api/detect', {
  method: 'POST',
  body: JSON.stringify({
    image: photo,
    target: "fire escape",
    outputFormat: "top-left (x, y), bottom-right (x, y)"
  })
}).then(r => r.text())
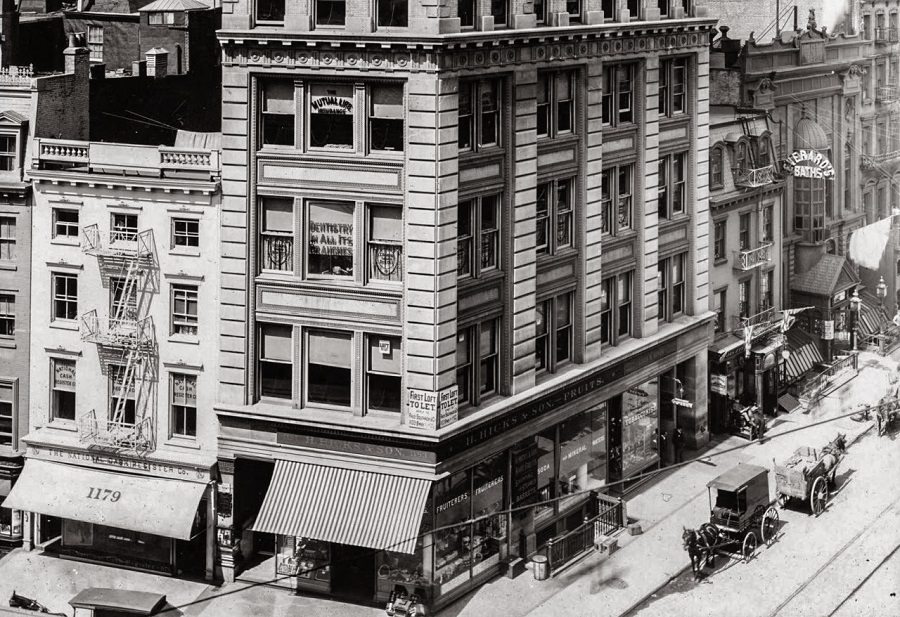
top-left (78, 222), bottom-right (157, 453)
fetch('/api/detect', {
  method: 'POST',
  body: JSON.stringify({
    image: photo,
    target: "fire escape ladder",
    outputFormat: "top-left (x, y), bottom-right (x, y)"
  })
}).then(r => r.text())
top-left (110, 353), bottom-right (138, 426)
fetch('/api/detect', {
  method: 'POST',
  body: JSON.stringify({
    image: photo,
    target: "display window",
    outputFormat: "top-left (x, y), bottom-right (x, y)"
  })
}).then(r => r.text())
top-left (588, 404), bottom-right (608, 489)
top-left (558, 410), bottom-right (592, 510)
top-left (276, 536), bottom-right (331, 582)
top-left (621, 377), bottom-right (660, 477)
top-left (60, 520), bottom-right (172, 573)
top-left (470, 454), bottom-right (506, 576)
top-left (534, 427), bottom-right (556, 525)
top-left (433, 470), bottom-right (470, 592)
top-left (0, 502), bottom-right (20, 538)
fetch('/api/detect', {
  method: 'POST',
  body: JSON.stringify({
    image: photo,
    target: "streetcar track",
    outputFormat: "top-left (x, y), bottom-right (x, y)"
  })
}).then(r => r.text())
top-left (766, 499), bottom-right (899, 617)
top-left (824, 541), bottom-right (900, 617)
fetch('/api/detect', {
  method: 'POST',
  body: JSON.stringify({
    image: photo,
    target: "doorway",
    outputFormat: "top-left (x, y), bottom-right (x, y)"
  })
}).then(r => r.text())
top-left (331, 544), bottom-right (376, 601)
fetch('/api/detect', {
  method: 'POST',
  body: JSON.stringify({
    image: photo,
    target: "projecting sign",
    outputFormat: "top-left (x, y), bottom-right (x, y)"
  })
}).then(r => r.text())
top-left (672, 398), bottom-right (694, 408)
top-left (710, 374), bottom-right (728, 396)
top-left (783, 149), bottom-right (835, 180)
top-left (823, 320), bottom-right (835, 340)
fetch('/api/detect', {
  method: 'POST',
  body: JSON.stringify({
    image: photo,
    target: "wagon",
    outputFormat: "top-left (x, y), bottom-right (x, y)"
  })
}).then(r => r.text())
top-left (773, 433), bottom-right (845, 516)
top-left (706, 463), bottom-right (779, 562)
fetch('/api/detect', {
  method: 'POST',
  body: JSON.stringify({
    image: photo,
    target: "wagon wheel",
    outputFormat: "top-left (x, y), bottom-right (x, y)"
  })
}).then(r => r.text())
top-left (742, 531), bottom-right (758, 562)
top-left (811, 476), bottom-right (829, 516)
top-left (760, 507), bottom-right (779, 546)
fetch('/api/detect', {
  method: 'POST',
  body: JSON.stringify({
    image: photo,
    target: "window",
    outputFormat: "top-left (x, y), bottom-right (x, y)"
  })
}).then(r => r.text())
top-left (490, 0), bottom-right (507, 26)
top-left (734, 139), bottom-right (750, 172)
top-left (110, 277), bottom-right (137, 321)
top-left (259, 324), bottom-right (292, 399)
top-left (307, 201), bottom-right (354, 277)
top-left (0, 134), bottom-right (16, 171)
top-left (0, 294), bottom-right (11, 336)
top-left (536, 177), bottom-right (574, 255)
top-left (0, 217), bottom-right (14, 260)
top-left (259, 198), bottom-right (294, 273)
top-left (757, 134), bottom-right (771, 166)
top-left (457, 194), bottom-right (500, 279)
top-left (257, 0), bottom-right (285, 21)
top-left (111, 213), bottom-right (137, 243)
top-left (602, 0), bottom-right (614, 20)
top-left (658, 152), bottom-right (686, 219)
top-left (316, 0), bottom-right (345, 25)
top-left (307, 329), bottom-right (352, 408)
top-left (457, 319), bottom-right (500, 407)
top-left (710, 145), bottom-right (724, 188)
top-left (533, 0), bottom-right (545, 22)
top-left (171, 285), bottom-right (198, 336)
top-left (0, 383), bottom-right (11, 446)
top-left (172, 218), bottom-right (199, 249)
top-left (739, 212), bottom-right (751, 250)
top-left (109, 365), bottom-right (136, 425)
top-left (53, 209), bottom-right (79, 239)
top-left (537, 71), bottom-right (575, 139)
top-left (369, 85), bottom-right (404, 152)
top-left (762, 206), bottom-right (773, 243)
top-left (602, 64), bottom-right (635, 126)
top-left (52, 273), bottom-right (77, 321)
top-left (367, 336), bottom-right (401, 413)
top-left (864, 14), bottom-right (872, 39)
top-left (659, 58), bottom-right (687, 117)
top-left (171, 374), bottom-right (197, 437)
top-left (713, 220), bottom-right (726, 261)
top-left (148, 11), bottom-right (175, 24)
top-left (760, 269), bottom-right (773, 311)
top-left (658, 253), bottom-right (686, 321)
top-left (51, 359), bottom-right (76, 421)
top-left (795, 176), bottom-right (825, 239)
top-left (738, 279), bottom-right (751, 318)
top-left (601, 164), bottom-right (634, 235)
top-left (714, 289), bottom-right (726, 333)
top-left (459, 0), bottom-right (475, 27)
top-left (627, 0), bottom-right (640, 19)
top-left (260, 81), bottom-right (295, 147)
top-left (377, 0), bottom-right (407, 27)
top-left (657, 0), bottom-right (667, 17)
top-left (458, 79), bottom-right (502, 152)
top-left (600, 271), bottom-right (633, 345)
top-left (566, 0), bottom-right (581, 22)
top-left (87, 26), bottom-right (103, 62)
top-left (535, 293), bottom-right (573, 374)
top-left (368, 205), bottom-right (403, 283)
top-left (310, 83), bottom-right (354, 149)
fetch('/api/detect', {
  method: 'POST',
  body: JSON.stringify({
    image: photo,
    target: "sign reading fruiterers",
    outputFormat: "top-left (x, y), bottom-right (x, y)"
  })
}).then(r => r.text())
top-left (407, 385), bottom-right (459, 430)
top-left (783, 149), bottom-right (835, 180)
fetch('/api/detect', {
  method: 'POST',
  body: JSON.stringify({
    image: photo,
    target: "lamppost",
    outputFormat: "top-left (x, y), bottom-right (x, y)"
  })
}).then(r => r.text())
top-left (850, 289), bottom-right (861, 351)
top-left (780, 348), bottom-right (791, 389)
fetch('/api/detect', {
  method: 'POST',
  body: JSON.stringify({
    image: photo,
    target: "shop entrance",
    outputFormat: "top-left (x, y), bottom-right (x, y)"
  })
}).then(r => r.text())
top-left (234, 458), bottom-right (275, 574)
top-left (331, 544), bottom-right (376, 601)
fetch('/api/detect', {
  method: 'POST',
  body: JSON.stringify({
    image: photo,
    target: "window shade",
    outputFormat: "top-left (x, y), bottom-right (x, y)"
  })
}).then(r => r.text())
top-left (370, 86), bottom-right (404, 119)
top-left (261, 325), bottom-right (293, 362)
top-left (262, 199), bottom-right (293, 232)
top-left (308, 330), bottom-right (352, 368)
top-left (370, 205), bottom-right (402, 242)
top-left (263, 81), bottom-right (295, 115)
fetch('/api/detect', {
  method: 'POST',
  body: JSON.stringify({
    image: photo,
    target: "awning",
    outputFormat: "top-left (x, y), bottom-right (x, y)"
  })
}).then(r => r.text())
top-left (1, 460), bottom-right (206, 540)
top-left (253, 460), bottom-right (431, 554)
top-left (778, 393), bottom-right (801, 413)
top-left (0, 478), bottom-right (11, 495)
top-left (784, 329), bottom-right (824, 384)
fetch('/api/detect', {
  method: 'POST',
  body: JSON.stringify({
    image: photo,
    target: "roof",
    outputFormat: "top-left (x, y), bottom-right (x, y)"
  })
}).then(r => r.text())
top-left (707, 463), bottom-right (769, 491)
top-left (78, 0), bottom-right (159, 13)
top-left (794, 116), bottom-right (830, 151)
top-left (0, 110), bottom-right (28, 124)
top-left (69, 588), bottom-right (166, 614)
top-left (139, 0), bottom-right (209, 11)
top-left (790, 254), bottom-right (859, 297)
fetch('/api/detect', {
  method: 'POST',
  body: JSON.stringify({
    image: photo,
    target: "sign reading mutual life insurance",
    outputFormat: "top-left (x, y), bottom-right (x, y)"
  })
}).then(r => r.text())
top-left (783, 149), bottom-right (835, 180)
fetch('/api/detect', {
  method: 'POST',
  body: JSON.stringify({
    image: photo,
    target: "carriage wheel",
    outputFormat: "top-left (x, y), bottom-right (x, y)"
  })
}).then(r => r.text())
top-left (742, 531), bottom-right (758, 562)
top-left (760, 507), bottom-right (779, 546)
top-left (811, 476), bottom-right (829, 516)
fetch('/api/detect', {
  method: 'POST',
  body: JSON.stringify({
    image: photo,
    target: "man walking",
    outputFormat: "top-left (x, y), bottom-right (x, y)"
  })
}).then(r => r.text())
top-left (658, 428), bottom-right (669, 466)
top-left (673, 426), bottom-right (685, 464)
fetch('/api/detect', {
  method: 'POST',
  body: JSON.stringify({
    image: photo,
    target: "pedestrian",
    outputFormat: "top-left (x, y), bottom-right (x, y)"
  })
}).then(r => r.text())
top-left (673, 426), bottom-right (685, 464)
top-left (659, 429), bottom-right (669, 466)
top-left (756, 408), bottom-right (766, 440)
top-left (651, 428), bottom-right (660, 461)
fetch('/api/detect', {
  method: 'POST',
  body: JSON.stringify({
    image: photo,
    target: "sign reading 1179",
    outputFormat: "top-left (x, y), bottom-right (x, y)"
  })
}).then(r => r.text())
top-left (86, 487), bottom-right (122, 502)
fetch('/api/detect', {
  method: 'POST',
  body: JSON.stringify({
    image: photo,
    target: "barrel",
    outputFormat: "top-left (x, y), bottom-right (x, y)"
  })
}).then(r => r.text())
top-left (532, 554), bottom-right (550, 581)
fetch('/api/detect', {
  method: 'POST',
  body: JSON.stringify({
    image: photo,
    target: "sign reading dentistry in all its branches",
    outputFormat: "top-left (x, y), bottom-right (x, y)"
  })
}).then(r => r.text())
top-left (782, 149), bottom-right (836, 180)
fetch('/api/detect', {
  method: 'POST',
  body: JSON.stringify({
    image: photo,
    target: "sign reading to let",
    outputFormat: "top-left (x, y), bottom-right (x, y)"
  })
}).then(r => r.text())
top-left (407, 385), bottom-right (459, 430)
top-left (783, 149), bottom-right (835, 180)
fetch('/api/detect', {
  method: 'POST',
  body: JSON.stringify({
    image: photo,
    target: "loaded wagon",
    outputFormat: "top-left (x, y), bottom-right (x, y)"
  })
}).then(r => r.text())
top-left (774, 433), bottom-right (845, 515)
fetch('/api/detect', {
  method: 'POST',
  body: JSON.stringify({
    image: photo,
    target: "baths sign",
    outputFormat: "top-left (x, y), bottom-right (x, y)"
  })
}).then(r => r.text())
top-left (783, 149), bottom-right (835, 180)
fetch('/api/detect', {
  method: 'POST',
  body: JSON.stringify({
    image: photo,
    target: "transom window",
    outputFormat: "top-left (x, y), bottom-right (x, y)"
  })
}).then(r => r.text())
top-left (602, 64), bottom-right (636, 127)
top-left (659, 58), bottom-right (687, 117)
top-left (658, 253), bottom-right (687, 322)
top-left (458, 79), bottom-right (502, 152)
top-left (52, 273), bottom-right (78, 321)
top-left (172, 218), bottom-right (199, 249)
top-left (0, 216), bottom-right (14, 260)
top-left (53, 209), bottom-right (79, 239)
top-left (535, 292), bottom-right (574, 374)
top-left (171, 284), bottom-right (199, 336)
top-left (600, 164), bottom-right (634, 235)
top-left (658, 152), bottom-right (686, 219)
top-left (536, 177), bottom-right (574, 255)
top-left (457, 194), bottom-right (500, 279)
top-left (0, 294), bottom-right (13, 336)
top-left (600, 271), bottom-right (633, 346)
top-left (171, 373), bottom-right (197, 437)
top-left (537, 71), bottom-right (575, 139)
top-left (0, 135), bottom-right (16, 171)
top-left (457, 318), bottom-right (500, 408)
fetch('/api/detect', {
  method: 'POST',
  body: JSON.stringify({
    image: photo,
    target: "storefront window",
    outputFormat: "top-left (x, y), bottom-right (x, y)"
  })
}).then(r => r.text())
top-left (307, 202), bottom-right (354, 277)
top-left (0, 501), bottom-right (21, 538)
top-left (534, 427), bottom-right (556, 525)
top-left (621, 378), bottom-right (660, 477)
top-left (471, 454), bottom-right (506, 576)
top-left (276, 536), bottom-right (331, 582)
top-left (433, 470), bottom-right (471, 593)
top-left (558, 410), bottom-right (592, 510)
top-left (588, 404), bottom-right (608, 490)
top-left (61, 520), bottom-right (171, 573)
top-left (377, 497), bottom-right (432, 596)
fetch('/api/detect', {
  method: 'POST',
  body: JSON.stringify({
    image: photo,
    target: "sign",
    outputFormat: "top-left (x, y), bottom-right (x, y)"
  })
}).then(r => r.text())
top-left (783, 149), bottom-right (835, 180)
top-left (407, 385), bottom-right (459, 431)
top-left (217, 483), bottom-right (233, 527)
top-left (710, 374), bottom-right (728, 396)
top-left (310, 94), bottom-right (353, 115)
top-left (672, 398), bottom-right (694, 408)
top-left (823, 320), bottom-right (835, 340)
top-left (378, 339), bottom-right (392, 355)
top-left (53, 360), bottom-right (75, 390)
top-left (438, 385), bottom-right (459, 428)
top-left (27, 445), bottom-right (210, 482)
top-left (511, 441), bottom-right (539, 507)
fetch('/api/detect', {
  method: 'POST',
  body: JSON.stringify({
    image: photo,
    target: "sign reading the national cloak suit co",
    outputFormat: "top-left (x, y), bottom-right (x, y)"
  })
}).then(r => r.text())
top-left (407, 385), bottom-right (459, 430)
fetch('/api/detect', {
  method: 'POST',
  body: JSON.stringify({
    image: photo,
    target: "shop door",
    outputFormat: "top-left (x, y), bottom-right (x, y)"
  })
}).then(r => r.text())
top-left (331, 544), bottom-right (376, 601)
top-left (761, 369), bottom-right (777, 416)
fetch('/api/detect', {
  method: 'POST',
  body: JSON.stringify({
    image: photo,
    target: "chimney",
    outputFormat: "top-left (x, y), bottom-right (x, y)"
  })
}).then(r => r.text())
top-left (63, 33), bottom-right (89, 77)
top-left (146, 48), bottom-right (168, 79)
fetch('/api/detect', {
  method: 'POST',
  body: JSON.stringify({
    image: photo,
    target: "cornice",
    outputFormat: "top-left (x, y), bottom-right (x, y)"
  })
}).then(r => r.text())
top-left (28, 170), bottom-right (221, 196)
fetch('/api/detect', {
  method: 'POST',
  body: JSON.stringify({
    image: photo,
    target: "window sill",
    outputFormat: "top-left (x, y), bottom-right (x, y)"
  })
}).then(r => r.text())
top-left (46, 419), bottom-right (78, 432)
top-left (255, 275), bottom-right (404, 298)
top-left (168, 334), bottom-right (200, 345)
top-left (0, 338), bottom-right (14, 349)
top-left (165, 436), bottom-right (201, 450)
top-left (458, 269), bottom-right (505, 294)
top-left (0, 262), bottom-right (16, 271)
top-left (49, 320), bottom-right (79, 331)
top-left (169, 247), bottom-right (201, 257)
top-left (50, 238), bottom-right (80, 248)
top-left (713, 257), bottom-right (729, 267)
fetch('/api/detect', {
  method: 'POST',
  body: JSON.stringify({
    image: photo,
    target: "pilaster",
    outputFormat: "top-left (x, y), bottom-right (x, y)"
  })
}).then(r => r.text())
top-left (584, 59), bottom-right (605, 361)
top-left (641, 56), bottom-right (660, 335)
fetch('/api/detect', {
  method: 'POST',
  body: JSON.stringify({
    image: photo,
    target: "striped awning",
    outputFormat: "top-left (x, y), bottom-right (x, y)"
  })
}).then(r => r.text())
top-left (253, 460), bottom-right (431, 554)
top-left (784, 330), bottom-right (824, 384)
top-left (857, 301), bottom-right (887, 338)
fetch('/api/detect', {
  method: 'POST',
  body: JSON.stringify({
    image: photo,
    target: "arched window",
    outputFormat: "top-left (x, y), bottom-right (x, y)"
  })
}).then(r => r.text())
top-left (735, 139), bottom-right (750, 171)
top-left (710, 144), bottom-right (724, 188)
top-left (794, 176), bottom-right (825, 241)
top-left (756, 134), bottom-right (771, 167)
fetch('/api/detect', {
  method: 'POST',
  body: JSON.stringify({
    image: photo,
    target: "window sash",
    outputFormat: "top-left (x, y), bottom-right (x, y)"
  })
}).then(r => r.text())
top-left (52, 274), bottom-right (77, 320)
top-left (111, 214), bottom-right (138, 243)
top-left (171, 286), bottom-right (199, 335)
top-left (54, 209), bottom-right (79, 238)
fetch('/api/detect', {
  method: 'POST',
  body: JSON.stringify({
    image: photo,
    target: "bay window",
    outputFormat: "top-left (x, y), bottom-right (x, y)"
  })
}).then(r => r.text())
top-left (458, 79), bottom-right (502, 152)
top-left (601, 164), bottom-right (634, 235)
top-left (602, 64), bottom-right (635, 127)
top-left (258, 324), bottom-right (292, 400)
top-left (366, 336), bottom-right (401, 413)
top-left (537, 71), bottom-right (575, 139)
top-left (457, 194), bottom-right (500, 279)
top-left (536, 177), bottom-right (573, 255)
top-left (260, 80), bottom-right (295, 147)
top-left (600, 271), bottom-right (632, 345)
top-left (457, 319), bottom-right (500, 407)
top-left (306, 330), bottom-right (353, 408)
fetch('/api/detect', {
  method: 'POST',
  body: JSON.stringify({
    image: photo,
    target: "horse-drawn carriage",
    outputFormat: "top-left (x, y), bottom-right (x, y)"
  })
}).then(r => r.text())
top-left (683, 464), bottom-right (779, 578)
top-left (773, 433), bottom-right (845, 515)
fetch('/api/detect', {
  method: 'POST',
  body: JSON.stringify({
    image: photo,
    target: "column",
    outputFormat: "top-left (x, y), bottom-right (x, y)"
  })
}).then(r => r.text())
top-left (640, 56), bottom-right (660, 336)
top-left (682, 354), bottom-right (710, 449)
top-left (584, 59), bottom-right (605, 361)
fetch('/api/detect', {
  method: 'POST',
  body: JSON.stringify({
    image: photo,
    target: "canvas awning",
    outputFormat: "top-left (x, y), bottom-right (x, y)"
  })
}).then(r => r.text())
top-left (253, 460), bottom-right (431, 554)
top-left (784, 329), bottom-right (824, 384)
top-left (1, 459), bottom-right (206, 540)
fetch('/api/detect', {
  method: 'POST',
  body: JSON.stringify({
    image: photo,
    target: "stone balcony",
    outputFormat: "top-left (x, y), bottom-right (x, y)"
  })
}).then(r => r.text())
top-left (875, 27), bottom-right (899, 44)
top-left (732, 165), bottom-right (776, 188)
top-left (733, 242), bottom-right (773, 271)
top-left (861, 150), bottom-right (900, 170)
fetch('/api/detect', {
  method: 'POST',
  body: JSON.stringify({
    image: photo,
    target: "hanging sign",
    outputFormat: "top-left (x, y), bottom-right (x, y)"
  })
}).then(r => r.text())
top-left (823, 320), bottom-right (835, 340)
top-left (672, 398), bottom-right (694, 408)
top-left (710, 374), bottom-right (728, 396)
top-left (783, 149), bottom-right (835, 180)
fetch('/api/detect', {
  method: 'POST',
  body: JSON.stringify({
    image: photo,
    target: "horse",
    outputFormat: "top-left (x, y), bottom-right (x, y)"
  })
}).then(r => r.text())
top-left (820, 432), bottom-right (846, 486)
top-left (682, 523), bottom-right (719, 580)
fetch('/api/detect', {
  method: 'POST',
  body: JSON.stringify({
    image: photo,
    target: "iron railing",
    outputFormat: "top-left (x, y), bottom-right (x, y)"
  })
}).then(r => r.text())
top-left (82, 224), bottom-right (154, 261)
top-left (81, 309), bottom-right (155, 351)
top-left (876, 85), bottom-right (899, 103)
top-left (732, 165), bottom-right (776, 188)
top-left (797, 353), bottom-right (859, 409)
top-left (77, 409), bottom-right (154, 452)
top-left (875, 27), bottom-right (899, 43)
top-left (545, 497), bottom-right (624, 574)
top-left (0, 65), bottom-right (34, 86)
top-left (733, 243), bottom-right (772, 271)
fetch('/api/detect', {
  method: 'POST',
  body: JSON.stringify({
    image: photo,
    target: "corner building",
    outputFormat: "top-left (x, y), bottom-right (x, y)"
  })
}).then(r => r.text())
top-left (216, 0), bottom-right (716, 608)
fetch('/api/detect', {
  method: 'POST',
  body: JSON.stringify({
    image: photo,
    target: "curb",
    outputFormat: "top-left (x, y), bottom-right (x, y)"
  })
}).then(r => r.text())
top-left (613, 562), bottom-right (692, 617)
